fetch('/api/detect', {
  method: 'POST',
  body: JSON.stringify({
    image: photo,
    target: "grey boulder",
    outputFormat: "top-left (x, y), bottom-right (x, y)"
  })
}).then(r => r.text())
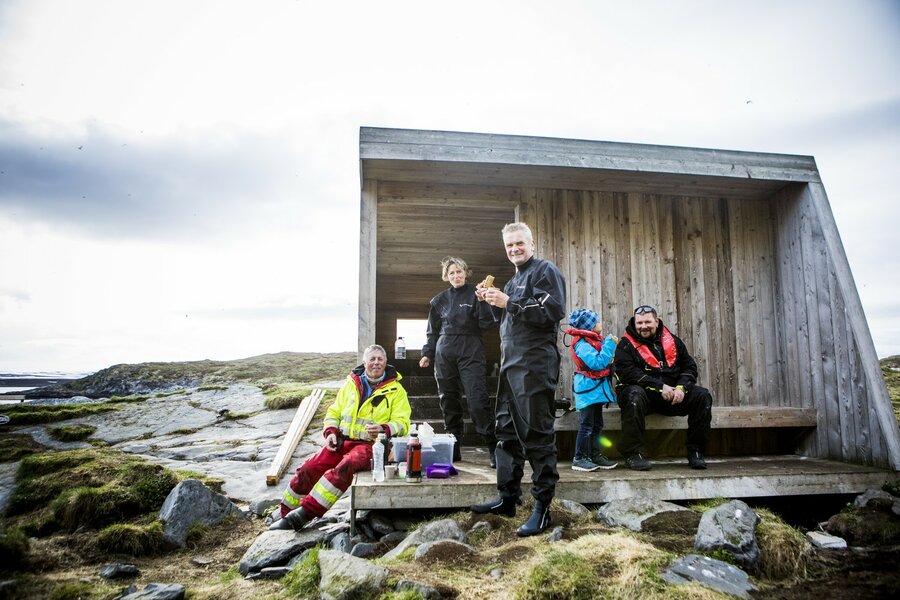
top-left (596, 498), bottom-right (692, 531)
top-left (383, 518), bottom-right (466, 559)
top-left (318, 549), bottom-right (388, 600)
top-left (118, 583), bottom-right (186, 600)
top-left (694, 499), bottom-right (760, 571)
top-left (158, 480), bottom-right (244, 547)
top-left (663, 554), bottom-right (757, 599)
top-left (239, 528), bottom-right (325, 575)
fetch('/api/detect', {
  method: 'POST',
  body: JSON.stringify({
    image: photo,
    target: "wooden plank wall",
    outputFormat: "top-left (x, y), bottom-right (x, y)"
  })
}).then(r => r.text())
top-left (521, 189), bottom-right (777, 410)
top-left (773, 184), bottom-right (898, 468)
top-left (367, 177), bottom-right (899, 469)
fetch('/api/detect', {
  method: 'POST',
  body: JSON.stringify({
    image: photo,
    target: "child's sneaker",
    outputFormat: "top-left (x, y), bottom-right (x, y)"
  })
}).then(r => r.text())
top-left (590, 454), bottom-right (618, 470)
top-left (571, 457), bottom-right (601, 472)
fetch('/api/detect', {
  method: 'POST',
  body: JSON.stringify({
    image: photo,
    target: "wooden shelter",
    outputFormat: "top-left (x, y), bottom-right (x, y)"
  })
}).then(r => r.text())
top-left (358, 127), bottom-right (900, 472)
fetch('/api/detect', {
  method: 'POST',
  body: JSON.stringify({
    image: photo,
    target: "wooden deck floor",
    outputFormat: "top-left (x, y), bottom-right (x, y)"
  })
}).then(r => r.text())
top-left (351, 449), bottom-right (897, 512)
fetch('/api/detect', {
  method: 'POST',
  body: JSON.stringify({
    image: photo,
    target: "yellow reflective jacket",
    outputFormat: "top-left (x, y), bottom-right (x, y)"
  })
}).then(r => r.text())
top-left (322, 364), bottom-right (411, 440)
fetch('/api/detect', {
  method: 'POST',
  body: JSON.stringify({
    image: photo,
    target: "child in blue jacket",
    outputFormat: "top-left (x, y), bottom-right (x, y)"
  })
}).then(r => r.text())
top-left (566, 308), bottom-right (618, 471)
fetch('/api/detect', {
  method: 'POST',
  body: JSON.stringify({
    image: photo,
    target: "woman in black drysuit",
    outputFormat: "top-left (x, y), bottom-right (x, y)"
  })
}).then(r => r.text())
top-left (420, 256), bottom-right (498, 465)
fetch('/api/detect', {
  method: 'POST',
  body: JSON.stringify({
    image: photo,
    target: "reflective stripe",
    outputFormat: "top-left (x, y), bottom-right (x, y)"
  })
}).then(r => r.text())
top-left (282, 487), bottom-right (302, 510)
top-left (309, 476), bottom-right (343, 510)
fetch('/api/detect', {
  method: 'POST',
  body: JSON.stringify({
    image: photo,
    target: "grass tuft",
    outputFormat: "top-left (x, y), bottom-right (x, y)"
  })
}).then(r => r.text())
top-left (756, 508), bottom-right (810, 581)
top-left (0, 527), bottom-right (30, 564)
top-left (49, 581), bottom-right (93, 600)
top-left (515, 549), bottom-right (601, 599)
top-left (282, 546), bottom-right (321, 597)
top-left (48, 423), bottom-right (96, 442)
top-left (94, 521), bottom-right (167, 555)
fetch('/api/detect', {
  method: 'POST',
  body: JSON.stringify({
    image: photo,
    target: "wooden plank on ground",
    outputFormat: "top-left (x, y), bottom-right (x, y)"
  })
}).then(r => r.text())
top-left (266, 389), bottom-right (326, 486)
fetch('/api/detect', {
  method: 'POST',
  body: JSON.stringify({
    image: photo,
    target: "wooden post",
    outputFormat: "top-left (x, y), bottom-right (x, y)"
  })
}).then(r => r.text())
top-left (266, 389), bottom-right (326, 486)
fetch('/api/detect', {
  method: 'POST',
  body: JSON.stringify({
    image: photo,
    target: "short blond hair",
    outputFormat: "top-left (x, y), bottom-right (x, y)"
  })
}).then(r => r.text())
top-left (501, 222), bottom-right (533, 243)
top-left (440, 256), bottom-right (472, 282)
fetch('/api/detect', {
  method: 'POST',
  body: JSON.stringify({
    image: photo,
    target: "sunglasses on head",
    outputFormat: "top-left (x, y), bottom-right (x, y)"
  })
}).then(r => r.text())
top-left (634, 305), bottom-right (656, 315)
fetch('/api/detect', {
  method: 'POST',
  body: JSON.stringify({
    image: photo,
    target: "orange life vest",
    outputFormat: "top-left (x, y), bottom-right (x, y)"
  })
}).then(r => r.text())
top-left (565, 328), bottom-right (612, 379)
top-left (622, 326), bottom-right (677, 369)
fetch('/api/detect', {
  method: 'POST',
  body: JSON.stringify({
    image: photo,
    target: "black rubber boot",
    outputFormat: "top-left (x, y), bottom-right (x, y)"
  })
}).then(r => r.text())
top-left (453, 441), bottom-right (462, 462)
top-left (516, 501), bottom-right (552, 537)
top-left (488, 445), bottom-right (496, 469)
top-left (268, 506), bottom-right (311, 531)
top-left (470, 496), bottom-right (516, 517)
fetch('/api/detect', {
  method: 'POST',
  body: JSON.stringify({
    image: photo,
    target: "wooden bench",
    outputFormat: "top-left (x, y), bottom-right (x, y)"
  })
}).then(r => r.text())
top-left (554, 406), bottom-right (818, 430)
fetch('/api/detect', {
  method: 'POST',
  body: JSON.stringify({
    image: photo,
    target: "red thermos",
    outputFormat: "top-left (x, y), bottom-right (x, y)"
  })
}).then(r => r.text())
top-left (406, 432), bottom-right (422, 483)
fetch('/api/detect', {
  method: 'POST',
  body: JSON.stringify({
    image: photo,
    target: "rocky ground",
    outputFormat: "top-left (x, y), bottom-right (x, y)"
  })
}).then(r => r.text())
top-left (1, 355), bottom-right (899, 599)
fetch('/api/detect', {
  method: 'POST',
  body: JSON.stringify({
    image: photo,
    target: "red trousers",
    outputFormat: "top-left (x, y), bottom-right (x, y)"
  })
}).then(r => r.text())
top-left (279, 439), bottom-right (372, 518)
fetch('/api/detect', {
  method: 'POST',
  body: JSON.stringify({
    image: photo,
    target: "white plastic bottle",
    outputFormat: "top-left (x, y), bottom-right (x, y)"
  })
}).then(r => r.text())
top-left (372, 433), bottom-right (386, 482)
top-left (395, 337), bottom-right (406, 359)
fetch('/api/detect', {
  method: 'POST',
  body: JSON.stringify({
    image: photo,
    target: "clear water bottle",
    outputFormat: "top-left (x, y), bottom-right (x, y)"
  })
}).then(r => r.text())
top-left (395, 336), bottom-right (406, 359)
top-left (372, 433), bottom-right (385, 482)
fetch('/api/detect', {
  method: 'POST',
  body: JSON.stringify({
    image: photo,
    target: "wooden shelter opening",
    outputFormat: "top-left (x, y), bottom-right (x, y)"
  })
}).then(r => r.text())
top-left (358, 127), bottom-right (900, 474)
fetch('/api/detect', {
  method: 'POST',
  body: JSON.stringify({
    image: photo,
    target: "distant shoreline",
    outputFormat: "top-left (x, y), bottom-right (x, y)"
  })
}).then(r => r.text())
top-left (0, 377), bottom-right (77, 390)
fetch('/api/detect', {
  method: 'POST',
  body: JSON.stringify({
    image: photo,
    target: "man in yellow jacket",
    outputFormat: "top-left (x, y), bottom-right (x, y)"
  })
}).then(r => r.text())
top-left (270, 344), bottom-right (411, 530)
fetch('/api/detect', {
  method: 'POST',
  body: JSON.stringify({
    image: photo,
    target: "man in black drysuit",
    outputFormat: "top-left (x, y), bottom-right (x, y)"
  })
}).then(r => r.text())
top-left (420, 256), bottom-right (498, 463)
top-left (615, 304), bottom-right (713, 471)
top-left (471, 222), bottom-right (566, 537)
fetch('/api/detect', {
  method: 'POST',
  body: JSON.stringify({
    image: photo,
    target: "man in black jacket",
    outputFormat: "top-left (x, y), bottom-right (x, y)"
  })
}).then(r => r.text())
top-left (470, 222), bottom-right (566, 537)
top-left (615, 305), bottom-right (712, 471)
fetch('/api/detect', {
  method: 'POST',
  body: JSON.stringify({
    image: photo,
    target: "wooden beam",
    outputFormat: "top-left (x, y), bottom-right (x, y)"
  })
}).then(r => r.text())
top-left (359, 179), bottom-right (378, 361)
top-left (266, 389), bottom-right (326, 486)
top-left (553, 406), bottom-right (819, 431)
top-left (360, 128), bottom-right (821, 183)
top-left (351, 454), bottom-right (893, 510)
top-left (806, 182), bottom-right (900, 470)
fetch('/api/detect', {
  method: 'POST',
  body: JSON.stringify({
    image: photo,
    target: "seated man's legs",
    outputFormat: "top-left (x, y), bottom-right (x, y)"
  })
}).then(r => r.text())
top-left (279, 440), bottom-right (372, 519)
top-left (280, 446), bottom-right (342, 517)
top-left (301, 440), bottom-right (372, 518)
top-left (617, 384), bottom-right (652, 458)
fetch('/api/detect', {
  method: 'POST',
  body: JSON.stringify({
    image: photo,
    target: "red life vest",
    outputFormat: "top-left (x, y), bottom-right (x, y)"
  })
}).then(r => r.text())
top-left (622, 326), bottom-right (677, 369)
top-left (565, 328), bottom-right (612, 379)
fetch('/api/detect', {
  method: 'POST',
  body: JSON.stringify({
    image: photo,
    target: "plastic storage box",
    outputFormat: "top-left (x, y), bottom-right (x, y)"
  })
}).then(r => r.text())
top-left (390, 433), bottom-right (456, 467)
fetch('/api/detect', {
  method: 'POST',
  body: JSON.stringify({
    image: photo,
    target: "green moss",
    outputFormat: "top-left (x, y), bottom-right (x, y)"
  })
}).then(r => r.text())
top-left (172, 428), bottom-right (199, 435)
top-left (515, 550), bottom-right (601, 600)
top-left (0, 527), bottom-right (30, 564)
top-left (155, 390), bottom-right (189, 398)
top-left (883, 478), bottom-right (900, 497)
top-left (688, 497), bottom-right (728, 513)
top-left (48, 423), bottom-right (96, 442)
top-left (49, 581), bottom-right (93, 600)
top-left (2, 402), bottom-right (119, 426)
top-left (8, 448), bottom-right (179, 536)
top-left (197, 385), bottom-right (228, 391)
top-left (880, 358), bottom-right (900, 424)
top-left (122, 461), bottom-right (179, 509)
top-left (94, 521), bottom-right (166, 555)
top-left (282, 546), bottom-right (321, 597)
top-left (16, 448), bottom-right (97, 480)
top-left (220, 565), bottom-right (242, 584)
top-left (378, 591), bottom-right (426, 600)
top-left (108, 395), bottom-right (150, 403)
top-left (0, 433), bottom-right (46, 462)
top-left (174, 470), bottom-right (224, 493)
top-left (263, 383), bottom-right (310, 410)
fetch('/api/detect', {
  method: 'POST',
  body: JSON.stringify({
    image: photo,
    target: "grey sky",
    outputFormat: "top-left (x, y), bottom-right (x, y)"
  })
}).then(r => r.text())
top-left (1, 0), bottom-right (898, 372)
